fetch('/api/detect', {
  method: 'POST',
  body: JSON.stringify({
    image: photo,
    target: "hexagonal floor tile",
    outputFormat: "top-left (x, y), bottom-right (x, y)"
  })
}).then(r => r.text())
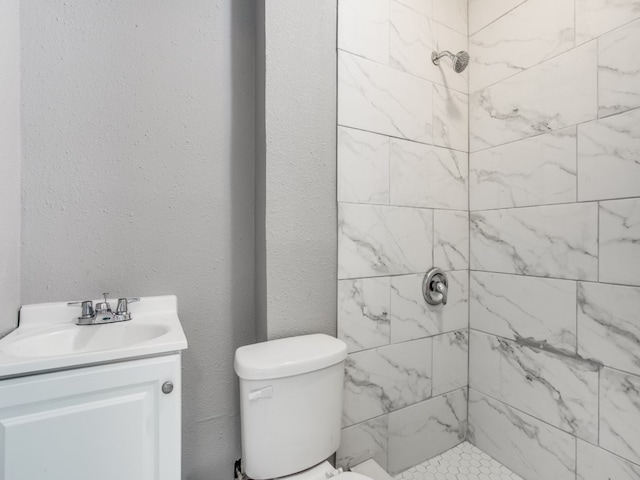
top-left (393, 442), bottom-right (524, 480)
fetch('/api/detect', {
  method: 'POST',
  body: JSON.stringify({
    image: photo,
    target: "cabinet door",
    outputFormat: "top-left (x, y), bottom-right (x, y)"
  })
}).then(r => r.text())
top-left (0, 355), bottom-right (181, 480)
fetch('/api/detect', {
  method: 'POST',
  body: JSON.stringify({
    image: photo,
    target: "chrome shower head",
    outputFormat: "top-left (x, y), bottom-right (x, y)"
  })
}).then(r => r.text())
top-left (432, 50), bottom-right (469, 73)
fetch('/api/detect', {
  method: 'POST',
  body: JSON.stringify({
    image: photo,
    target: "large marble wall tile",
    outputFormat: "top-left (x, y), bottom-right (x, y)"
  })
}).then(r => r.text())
top-left (343, 338), bottom-right (432, 426)
top-left (470, 272), bottom-right (577, 350)
top-left (576, 0), bottom-right (640, 43)
top-left (470, 127), bottom-right (577, 210)
top-left (576, 439), bottom-right (640, 480)
top-left (388, 388), bottom-right (467, 474)
top-left (600, 199), bottom-right (640, 286)
top-left (338, 0), bottom-right (389, 65)
top-left (338, 203), bottom-right (433, 279)
top-left (433, 0), bottom-right (467, 36)
top-left (470, 203), bottom-right (598, 281)
top-left (433, 330), bottom-right (468, 396)
top-left (434, 23), bottom-right (469, 94)
top-left (600, 368), bottom-right (640, 465)
top-left (338, 51), bottom-right (433, 144)
top-left (433, 84), bottom-right (468, 152)
top-left (390, 1), bottom-right (437, 84)
top-left (599, 19), bottom-right (640, 117)
top-left (468, 389), bottom-right (576, 480)
top-left (337, 415), bottom-right (389, 471)
top-left (390, 270), bottom-right (468, 343)
top-left (389, 139), bottom-right (468, 210)
top-left (470, 41), bottom-right (597, 151)
top-left (469, 331), bottom-right (599, 442)
top-left (469, 0), bottom-right (575, 93)
top-left (577, 109), bottom-right (640, 202)
top-left (338, 127), bottom-right (390, 205)
top-left (434, 210), bottom-right (469, 271)
top-left (395, 0), bottom-right (432, 17)
top-left (338, 277), bottom-right (391, 354)
top-left (578, 282), bottom-right (640, 376)
top-left (468, 0), bottom-right (526, 35)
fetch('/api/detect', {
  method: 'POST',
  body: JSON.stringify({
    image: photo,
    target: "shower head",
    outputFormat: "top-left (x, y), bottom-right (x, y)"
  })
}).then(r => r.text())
top-left (432, 50), bottom-right (469, 73)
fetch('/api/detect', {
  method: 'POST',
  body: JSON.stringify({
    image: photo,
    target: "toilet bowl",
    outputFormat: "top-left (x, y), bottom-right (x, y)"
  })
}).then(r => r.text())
top-left (234, 334), bottom-right (375, 480)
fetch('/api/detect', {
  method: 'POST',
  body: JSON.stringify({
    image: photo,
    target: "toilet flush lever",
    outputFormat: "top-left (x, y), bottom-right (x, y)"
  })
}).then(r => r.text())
top-left (248, 386), bottom-right (273, 401)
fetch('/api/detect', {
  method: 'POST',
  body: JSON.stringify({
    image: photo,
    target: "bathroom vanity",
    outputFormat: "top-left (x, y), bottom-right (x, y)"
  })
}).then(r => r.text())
top-left (0, 296), bottom-right (187, 480)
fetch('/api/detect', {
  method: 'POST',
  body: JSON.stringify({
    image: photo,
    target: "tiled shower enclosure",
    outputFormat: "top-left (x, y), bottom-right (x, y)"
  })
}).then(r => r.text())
top-left (335, 0), bottom-right (640, 479)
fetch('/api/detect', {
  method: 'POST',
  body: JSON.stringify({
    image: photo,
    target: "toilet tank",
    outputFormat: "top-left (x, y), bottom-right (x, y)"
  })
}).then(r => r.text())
top-left (234, 334), bottom-right (348, 480)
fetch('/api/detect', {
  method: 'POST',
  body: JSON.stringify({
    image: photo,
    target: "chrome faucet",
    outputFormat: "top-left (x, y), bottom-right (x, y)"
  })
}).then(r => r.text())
top-left (68, 293), bottom-right (140, 325)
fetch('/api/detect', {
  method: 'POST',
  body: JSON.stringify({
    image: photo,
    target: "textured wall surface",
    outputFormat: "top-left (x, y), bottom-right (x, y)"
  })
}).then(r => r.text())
top-left (468, 1), bottom-right (640, 478)
top-left (258, 0), bottom-right (338, 340)
top-left (0, 0), bottom-right (21, 339)
top-left (335, 0), bottom-right (470, 474)
top-left (20, 1), bottom-right (256, 478)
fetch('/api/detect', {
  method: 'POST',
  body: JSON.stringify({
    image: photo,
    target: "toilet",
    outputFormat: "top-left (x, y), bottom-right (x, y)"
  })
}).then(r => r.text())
top-left (234, 334), bottom-right (375, 480)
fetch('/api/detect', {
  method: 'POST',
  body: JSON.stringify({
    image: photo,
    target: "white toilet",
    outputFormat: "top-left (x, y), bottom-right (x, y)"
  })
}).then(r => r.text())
top-left (234, 334), bottom-right (374, 480)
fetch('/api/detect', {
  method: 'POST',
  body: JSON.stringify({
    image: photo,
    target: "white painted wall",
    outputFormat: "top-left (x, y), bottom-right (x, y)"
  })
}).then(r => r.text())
top-left (257, 0), bottom-right (338, 340)
top-left (20, 1), bottom-right (255, 477)
top-left (0, 0), bottom-right (21, 339)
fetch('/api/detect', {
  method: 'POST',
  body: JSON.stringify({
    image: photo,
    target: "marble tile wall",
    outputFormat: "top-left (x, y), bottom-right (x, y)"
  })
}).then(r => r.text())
top-left (469, 1), bottom-right (640, 479)
top-left (336, 0), bottom-right (469, 474)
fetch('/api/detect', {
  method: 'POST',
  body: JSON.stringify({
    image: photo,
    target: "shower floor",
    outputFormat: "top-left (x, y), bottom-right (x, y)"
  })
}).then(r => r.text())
top-left (394, 442), bottom-right (524, 480)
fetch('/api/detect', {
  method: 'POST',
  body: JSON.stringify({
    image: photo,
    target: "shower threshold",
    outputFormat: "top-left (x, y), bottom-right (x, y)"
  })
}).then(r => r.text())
top-left (394, 442), bottom-right (524, 480)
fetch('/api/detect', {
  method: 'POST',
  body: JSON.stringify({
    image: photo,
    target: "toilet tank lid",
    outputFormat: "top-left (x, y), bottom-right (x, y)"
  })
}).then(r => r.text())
top-left (234, 334), bottom-right (347, 380)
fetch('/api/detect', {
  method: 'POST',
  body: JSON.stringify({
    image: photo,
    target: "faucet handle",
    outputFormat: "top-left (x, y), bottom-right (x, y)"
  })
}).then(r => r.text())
top-left (435, 281), bottom-right (448, 305)
top-left (67, 300), bottom-right (95, 319)
top-left (116, 297), bottom-right (140, 314)
top-left (95, 293), bottom-right (112, 313)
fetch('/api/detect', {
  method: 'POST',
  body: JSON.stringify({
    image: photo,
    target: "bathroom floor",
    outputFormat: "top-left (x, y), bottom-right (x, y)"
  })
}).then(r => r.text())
top-left (394, 442), bottom-right (523, 480)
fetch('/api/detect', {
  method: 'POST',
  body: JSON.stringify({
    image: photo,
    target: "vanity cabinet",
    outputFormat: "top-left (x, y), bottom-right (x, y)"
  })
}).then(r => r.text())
top-left (0, 354), bottom-right (181, 480)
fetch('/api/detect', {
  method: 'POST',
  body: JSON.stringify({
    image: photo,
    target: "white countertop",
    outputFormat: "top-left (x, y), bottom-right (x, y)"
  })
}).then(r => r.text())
top-left (0, 295), bottom-right (188, 379)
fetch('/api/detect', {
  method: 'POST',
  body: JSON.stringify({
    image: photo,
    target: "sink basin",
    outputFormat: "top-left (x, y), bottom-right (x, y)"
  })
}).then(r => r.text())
top-left (0, 295), bottom-right (187, 379)
top-left (1, 323), bottom-right (170, 358)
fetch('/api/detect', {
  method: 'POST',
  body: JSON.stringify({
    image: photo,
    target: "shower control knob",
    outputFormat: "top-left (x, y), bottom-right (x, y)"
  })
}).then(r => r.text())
top-left (423, 267), bottom-right (449, 306)
top-left (162, 381), bottom-right (174, 394)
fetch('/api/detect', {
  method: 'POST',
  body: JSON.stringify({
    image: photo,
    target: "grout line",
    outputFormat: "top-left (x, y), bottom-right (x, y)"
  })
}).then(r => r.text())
top-left (338, 269), bottom-right (469, 283)
top-left (467, 269), bottom-right (640, 289)
top-left (469, 326), bottom-right (640, 380)
top-left (468, 0), bottom-right (528, 37)
top-left (348, 329), bottom-right (468, 355)
top-left (470, 387), bottom-right (640, 470)
top-left (575, 433), bottom-right (578, 480)
top-left (337, 47), bottom-right (469, 97)
top-left (338, 201), bottom-right (466, 212)
top-left (343, 385), bottom-right (469, 431)
top-left (575, 281), bottom-right (579, 354)
top-left (469, 103), bottom-right (640, 154)
top-left (342, 195), bottom-right (640, 214)
top-left (467, 0), bottom-right (472, 441)
top-left (340, 268), bottom-right (640, 290)
top-left (337, 123), bottom-right (470, 154)
top-left (468, 38), bottom-right (594, 96)
top-left (469, 387), bottom-right (581, 440)
top-left (596, 36), bottom-right (600, 119)
top-left (342, 104), bottom-right (638, 160)
top-left (430, 328), bottom-right (435, 398)
top-left (576, 14), bottom-right (640, 49)
top-left (468, 327), bottom-right (594, 365)
top-left (432, 209), bottom-right (435, 266)
top-left (597, 367), bottom-right (601, 445)
top-left (597, 202), bottom-right (601, 282)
